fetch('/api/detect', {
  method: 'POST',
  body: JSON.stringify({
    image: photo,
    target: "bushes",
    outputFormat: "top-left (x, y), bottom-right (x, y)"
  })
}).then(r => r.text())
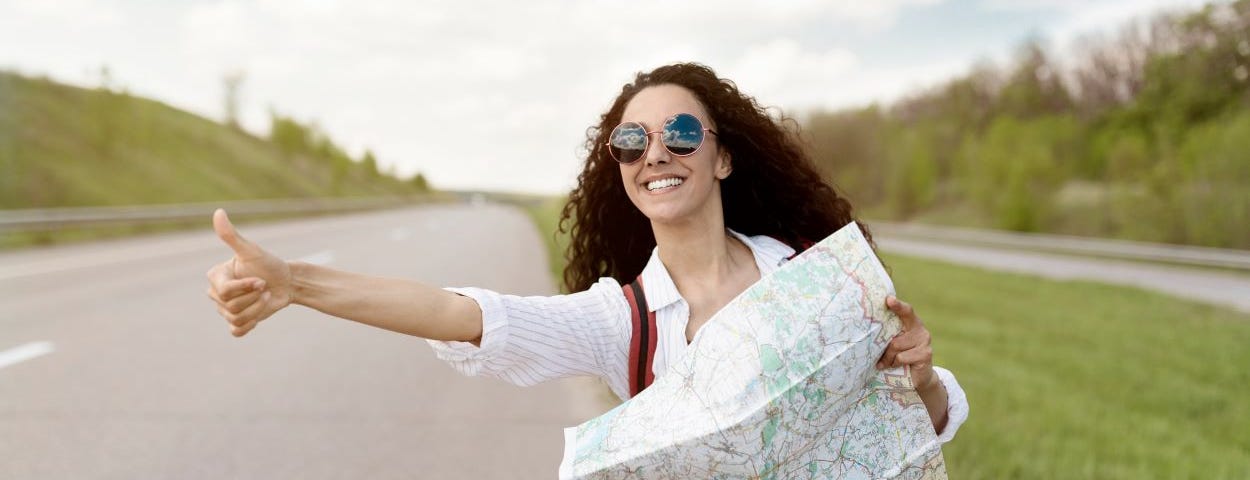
top-left (803, 0), bottom-right (1250, 248)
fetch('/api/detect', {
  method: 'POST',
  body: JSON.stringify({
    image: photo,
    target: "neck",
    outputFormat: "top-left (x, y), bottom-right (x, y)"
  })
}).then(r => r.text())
top-left (652, 204), bottom-right (748, 294)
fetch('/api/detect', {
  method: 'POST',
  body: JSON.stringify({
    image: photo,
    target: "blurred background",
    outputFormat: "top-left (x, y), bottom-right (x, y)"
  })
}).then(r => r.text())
top-left (1, 0), bottom-right (1248, 478)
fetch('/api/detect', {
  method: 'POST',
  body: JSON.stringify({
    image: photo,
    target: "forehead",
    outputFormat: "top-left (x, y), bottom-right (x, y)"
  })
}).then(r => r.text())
top-left (621, 84), bottom-right (710, 127)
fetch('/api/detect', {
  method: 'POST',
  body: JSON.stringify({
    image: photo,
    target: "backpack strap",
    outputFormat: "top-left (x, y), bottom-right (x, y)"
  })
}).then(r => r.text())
top-left (622, 234), bottom-right (812, 398)
top-left (623, 276), bottom-right (658, 398)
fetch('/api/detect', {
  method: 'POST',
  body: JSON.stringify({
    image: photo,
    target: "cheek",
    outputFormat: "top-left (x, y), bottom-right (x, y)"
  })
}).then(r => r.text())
top-left (619, 165), bottom-right (640, 197)
top-left (691, 154), bottom-right (722, 181)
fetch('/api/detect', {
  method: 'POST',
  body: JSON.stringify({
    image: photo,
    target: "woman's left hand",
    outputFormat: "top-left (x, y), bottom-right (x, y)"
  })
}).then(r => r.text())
top-left (876, 295), bottom-right (936, 390)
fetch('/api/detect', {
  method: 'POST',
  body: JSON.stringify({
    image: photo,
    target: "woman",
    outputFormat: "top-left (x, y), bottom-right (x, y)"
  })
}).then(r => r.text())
top-left (205, 63), bottom-right (968, 443)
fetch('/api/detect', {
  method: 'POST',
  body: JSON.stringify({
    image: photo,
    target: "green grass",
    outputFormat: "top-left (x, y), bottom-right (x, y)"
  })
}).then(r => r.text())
top-left (519, 195), bottom-right (571, 292)
top-left (522, 197), bottom-right (1250, 479)
top-left (886, 253), bottom-right (1250, 479)
top-left (0, 70), bottom-right (437, 250)
top-left (0, 70), bottom-right (425, 210)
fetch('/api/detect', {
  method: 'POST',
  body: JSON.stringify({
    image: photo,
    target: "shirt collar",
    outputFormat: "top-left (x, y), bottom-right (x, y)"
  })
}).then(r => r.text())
top-left (637, 228), bottom-right (794, 312)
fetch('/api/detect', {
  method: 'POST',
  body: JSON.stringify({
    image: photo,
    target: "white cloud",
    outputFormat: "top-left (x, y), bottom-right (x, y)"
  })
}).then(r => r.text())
top-left (978, 0), bottom-right (1214, 48)
top-left (4, 0), bottom-right (123, 27)
top-left (980, 0), bottom-right (1089, 10)
top-left (822, 0), bottom-right (946, 30)
top-left (1, 0), bottom-right (1200, 194)
top-left (726, 39), bottom-right (860, 110)
top-left (1046, 0), bottom-right (1209, 46)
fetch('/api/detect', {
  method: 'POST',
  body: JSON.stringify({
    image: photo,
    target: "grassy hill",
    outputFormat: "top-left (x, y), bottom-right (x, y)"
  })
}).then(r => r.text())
top-left (0, 70), bottom-right (429, 210)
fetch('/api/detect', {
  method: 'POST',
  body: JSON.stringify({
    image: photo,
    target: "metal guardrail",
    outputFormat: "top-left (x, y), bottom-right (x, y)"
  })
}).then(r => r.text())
top-left (0, 195), bottom-right (448, 233)
top-left (870, 221), bottom-right (1250, 271)
top-left (4, 199), bottom-right (1247, 271)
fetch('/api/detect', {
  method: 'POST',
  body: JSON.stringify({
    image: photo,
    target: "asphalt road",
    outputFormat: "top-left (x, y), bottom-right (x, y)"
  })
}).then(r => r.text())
top-left (0, 204), bottom-right (612, 480)
top-left (877, 237), bottom-right (1250, 314)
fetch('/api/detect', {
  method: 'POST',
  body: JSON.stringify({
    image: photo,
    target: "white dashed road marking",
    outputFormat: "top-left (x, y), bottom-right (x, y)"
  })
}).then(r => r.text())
top-left (0, 341), bottom-right (55, 370)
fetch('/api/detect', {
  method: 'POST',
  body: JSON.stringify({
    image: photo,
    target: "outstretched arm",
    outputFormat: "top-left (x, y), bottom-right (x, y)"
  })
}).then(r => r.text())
top-left (205, 208), bottom-right (483, 344)
top-left (288, 260), bottom-right (484, 344)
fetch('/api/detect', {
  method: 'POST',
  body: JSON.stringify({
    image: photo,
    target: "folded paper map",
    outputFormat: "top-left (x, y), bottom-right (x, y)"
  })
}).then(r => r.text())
top-left (559, 221), bottom-right (947, 479)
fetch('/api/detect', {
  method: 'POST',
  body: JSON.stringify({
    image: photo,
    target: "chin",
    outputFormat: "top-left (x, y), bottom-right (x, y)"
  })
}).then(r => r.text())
top-left (637, 201), bottom-right (696, 225)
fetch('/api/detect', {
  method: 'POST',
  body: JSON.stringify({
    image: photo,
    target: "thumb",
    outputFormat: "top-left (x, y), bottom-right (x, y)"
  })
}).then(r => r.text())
top-left (887, 295), bottom-right (918, 329)
top-left (213, 208), bottom-right (258, 257)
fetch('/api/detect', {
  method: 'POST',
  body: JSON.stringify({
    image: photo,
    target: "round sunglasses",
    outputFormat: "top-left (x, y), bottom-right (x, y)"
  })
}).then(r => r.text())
top-left (606, 113), bottom-right (718, 164)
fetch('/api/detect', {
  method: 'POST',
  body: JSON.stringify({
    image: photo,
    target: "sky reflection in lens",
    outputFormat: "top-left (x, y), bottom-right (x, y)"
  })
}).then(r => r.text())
top-left (662, 113), bottom-right (704, 151)
top-left (611, 123), bottom-right (647, 150)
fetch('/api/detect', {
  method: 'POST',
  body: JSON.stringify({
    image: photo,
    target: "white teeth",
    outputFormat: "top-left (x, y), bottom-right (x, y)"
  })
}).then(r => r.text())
top-left (646, 177), bottom-right (684, 191)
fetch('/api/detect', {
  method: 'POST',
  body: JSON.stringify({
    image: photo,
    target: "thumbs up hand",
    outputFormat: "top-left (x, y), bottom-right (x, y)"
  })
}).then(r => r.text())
top-left (205, 208), bottom-right (294, 337)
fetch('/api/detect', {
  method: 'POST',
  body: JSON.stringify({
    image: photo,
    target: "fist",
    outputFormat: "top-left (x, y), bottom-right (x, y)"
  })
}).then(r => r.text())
top-left (205, 209), bottom-right (294, 337)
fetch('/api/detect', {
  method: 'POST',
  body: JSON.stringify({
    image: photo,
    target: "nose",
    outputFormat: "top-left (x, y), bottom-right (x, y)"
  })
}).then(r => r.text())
top-left (643, 132), bottom-right (670, 167)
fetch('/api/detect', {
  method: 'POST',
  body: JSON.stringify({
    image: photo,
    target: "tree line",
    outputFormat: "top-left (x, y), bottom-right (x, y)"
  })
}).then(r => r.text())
top-left (224, 71), bottom-right (430, 195)
top-left (267, 112), bottom-right (429, 194)
top-left (803, 0), bottom-right (1249, 249)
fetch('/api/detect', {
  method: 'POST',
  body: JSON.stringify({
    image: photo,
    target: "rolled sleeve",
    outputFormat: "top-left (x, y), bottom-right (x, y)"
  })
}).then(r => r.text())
top-left (423, 287), bottom-right (510, 376)
top-left (932, 365), bottom-right (969, 444)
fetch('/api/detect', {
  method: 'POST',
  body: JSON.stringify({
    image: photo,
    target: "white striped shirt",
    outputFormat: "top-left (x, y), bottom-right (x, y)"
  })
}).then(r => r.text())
top-left (426, 228), bottom-right (969, 443)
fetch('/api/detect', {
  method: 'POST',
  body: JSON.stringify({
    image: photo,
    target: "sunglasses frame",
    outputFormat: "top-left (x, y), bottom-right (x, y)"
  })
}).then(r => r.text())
top-left (605, 112), bottom-right (719, 164)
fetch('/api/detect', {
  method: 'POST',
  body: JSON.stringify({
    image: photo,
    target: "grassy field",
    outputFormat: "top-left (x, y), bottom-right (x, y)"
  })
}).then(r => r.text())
top-left (519, 195), bottom-right (572, 292)
top-left (0, 71), bottom-right (422, 210)
top-left (521, 199), bottom-right (1250, 479)
top-left (0, 70), bottom-right (435, 250)
top-left (885, 253), bottom-right (1249, 478)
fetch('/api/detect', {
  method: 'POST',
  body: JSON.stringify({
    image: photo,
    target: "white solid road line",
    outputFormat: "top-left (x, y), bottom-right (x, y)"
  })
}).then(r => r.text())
top-left (0, 341), bottom-right (55, 370)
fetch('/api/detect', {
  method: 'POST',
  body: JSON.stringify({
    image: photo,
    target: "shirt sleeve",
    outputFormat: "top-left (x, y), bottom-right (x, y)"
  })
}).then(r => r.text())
top-left (931, 365), bottom-right (969, 444)
top-left (424, 277), bottom-right (631, 390)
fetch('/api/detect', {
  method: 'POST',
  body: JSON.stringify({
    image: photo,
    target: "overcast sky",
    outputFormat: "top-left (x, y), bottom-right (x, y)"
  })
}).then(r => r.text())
top-left (0, 0), bottom-right (1210, 194)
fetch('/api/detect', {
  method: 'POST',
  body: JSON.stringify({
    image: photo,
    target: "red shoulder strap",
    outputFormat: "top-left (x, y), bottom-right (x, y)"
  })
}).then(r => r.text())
top-left (623, 276), bottom-right (658, 398)
top-left (769, 235), bottom-right (815, 260)
top-left (623, 234), bottom-right (810, 398)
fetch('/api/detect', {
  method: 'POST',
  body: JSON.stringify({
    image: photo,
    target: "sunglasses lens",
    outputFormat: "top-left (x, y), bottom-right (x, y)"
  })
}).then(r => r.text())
top-left (662, 113), bottom-right (705, 156)
top-left (608, 122), bottom-right (647, 163)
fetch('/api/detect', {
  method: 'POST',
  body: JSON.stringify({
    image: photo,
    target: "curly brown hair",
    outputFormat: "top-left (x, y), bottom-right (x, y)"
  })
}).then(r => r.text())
top-left (559, 63), bottom-right (877, 293)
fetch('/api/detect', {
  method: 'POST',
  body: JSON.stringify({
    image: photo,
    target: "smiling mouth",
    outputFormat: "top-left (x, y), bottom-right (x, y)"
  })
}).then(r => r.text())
top-left (645, 177), bottom-right (685, 191)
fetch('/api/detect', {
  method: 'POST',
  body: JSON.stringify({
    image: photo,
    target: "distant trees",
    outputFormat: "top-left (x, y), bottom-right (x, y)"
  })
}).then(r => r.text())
top-left (268, 111), bottom-right (311, 158)
top-left (409, 172), bottom-right (429, 191)
top-left (804, 0), bottom-right (1250, 248)
top-left (266, 111), bottom-right (431, 194)
top-left (361, 149), bottom-right (379, 178)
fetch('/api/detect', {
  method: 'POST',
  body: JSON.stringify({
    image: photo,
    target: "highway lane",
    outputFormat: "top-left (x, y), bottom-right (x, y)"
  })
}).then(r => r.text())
top-left (877, 237), bottom-right (1250, 314)
top-left (0, 203), bottom-right (612, 479)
